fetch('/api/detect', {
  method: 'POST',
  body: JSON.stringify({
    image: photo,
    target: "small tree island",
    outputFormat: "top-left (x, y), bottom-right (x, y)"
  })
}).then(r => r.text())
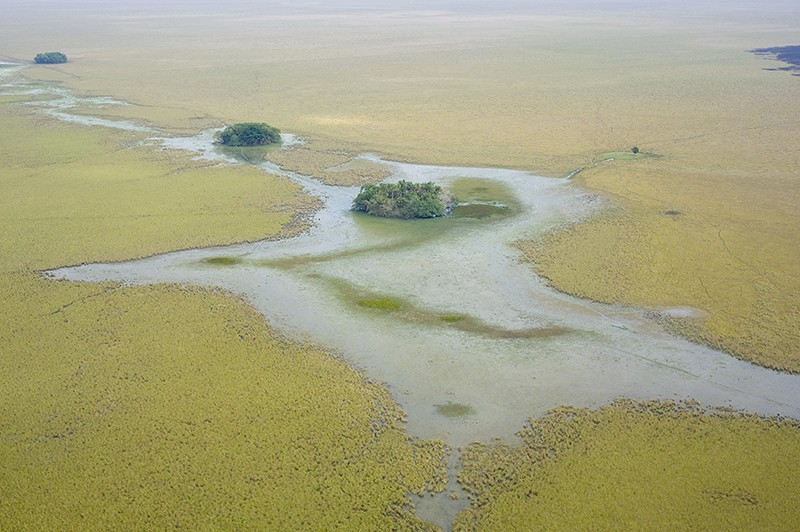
top-left (34, 52), bottom-right (68, 64)
top-left (219, 122), bottom-right (281, 146)
top-left (352, 181), bottom-right (457, 219)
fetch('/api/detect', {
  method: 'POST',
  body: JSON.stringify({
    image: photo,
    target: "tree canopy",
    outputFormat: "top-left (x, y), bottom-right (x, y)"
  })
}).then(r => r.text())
top-left (352, 181), bottom-right (456, 219)
top-left (34, 52), bottom-right (68, 64)
top-left (219, 122), bottom-right (281, 146)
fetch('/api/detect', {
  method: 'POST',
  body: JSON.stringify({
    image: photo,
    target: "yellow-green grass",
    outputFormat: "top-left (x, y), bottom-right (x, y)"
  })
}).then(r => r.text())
top-left (519, 157), bottom-right (800, 372)
top-left (597, 150), bottom-right (650, 161)
top-left (0, 101), bottom-right (447, 527)
top-left (455, 400), bottom-right (800, 531)
top-left (4, 4), bottom-right (799, 373)
top-left (12, 4), bottom-right (800, 172)
top-left (3, 4), bottom-right (800, 525)
top-left (0, 107), bottom-right (318, 272)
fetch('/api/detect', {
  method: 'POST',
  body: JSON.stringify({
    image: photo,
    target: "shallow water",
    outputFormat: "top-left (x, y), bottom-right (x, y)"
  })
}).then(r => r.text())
top-left (50, 151), bottom-right (800, 447)
top-left (8, 64), bottom-right (800, 528)
top-left (50, 145), bottom-right (800, 526)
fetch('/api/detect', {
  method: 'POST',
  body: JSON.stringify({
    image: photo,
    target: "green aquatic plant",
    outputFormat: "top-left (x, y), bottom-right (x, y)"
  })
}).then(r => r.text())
top-left (435, 402), bottom-right (475, 418)
top-left (358, 297), bottom-right (402, 311)
top-left (203, 256), bottom-right (243, 266)
top-left (0, 100), bottom-right (447, 529)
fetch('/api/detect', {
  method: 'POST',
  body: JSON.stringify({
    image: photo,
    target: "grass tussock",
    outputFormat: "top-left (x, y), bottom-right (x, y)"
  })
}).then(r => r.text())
top-left (455, 399), bottom-right (800, 530)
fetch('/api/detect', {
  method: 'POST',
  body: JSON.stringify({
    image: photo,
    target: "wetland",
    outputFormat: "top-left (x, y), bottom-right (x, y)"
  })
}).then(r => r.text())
top-left (29, 66), bottom-right (800, 524)
top-left (3, 1), bottom-right (800, 528)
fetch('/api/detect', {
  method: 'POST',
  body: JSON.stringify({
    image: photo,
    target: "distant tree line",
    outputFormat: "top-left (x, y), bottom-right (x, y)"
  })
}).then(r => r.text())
top-left (219, 123), bottom-right (281, 146)
top-left (34, 52), bottom-right (68, 64)
top-left (352, 181), bottom-right (456, 219)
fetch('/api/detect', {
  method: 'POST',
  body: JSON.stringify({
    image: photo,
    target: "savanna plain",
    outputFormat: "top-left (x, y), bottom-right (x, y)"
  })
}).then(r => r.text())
top-left (1, 1), bottom-right (800, 529)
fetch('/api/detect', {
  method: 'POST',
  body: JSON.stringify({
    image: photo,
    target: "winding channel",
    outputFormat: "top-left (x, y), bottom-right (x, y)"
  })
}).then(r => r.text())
top-left (5, 60), bottom-right (800, 525)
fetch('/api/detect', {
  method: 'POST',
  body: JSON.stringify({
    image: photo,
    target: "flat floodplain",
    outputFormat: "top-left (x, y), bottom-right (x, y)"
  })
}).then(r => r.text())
top-left (2, 0), bottom-right (800, 528)
top-left (0, 78), bottom-right (447, 529)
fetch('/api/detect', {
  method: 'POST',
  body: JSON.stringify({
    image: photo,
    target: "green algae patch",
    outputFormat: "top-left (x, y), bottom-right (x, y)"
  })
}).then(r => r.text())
top-left (455, 399), bottom-right (800, 531)
top-left (435, 401), bottom-right (475, 418)
top-left (327, 277), bottom-right (569, 339)
top-left (202, 256), bottom-right (243, 266)
top-left (358, 297), bottom-right (402, 311)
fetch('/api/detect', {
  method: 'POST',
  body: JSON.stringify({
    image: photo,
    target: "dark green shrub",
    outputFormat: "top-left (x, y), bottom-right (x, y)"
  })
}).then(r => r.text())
top-left (34, 52), bottom-right (68, 64)
top-left (219, 123), bottom-right (281, 146)
top-left (352, 181), bottom-right (456, 219)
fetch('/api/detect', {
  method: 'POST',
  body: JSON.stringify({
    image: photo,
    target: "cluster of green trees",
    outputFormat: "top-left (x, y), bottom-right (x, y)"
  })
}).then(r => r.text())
top-left (34, 52), bottom-right (68, 64)
top-left (352, 181), bottom-right (456, 219)
top-left (219, 122), bottom-right (281, 146)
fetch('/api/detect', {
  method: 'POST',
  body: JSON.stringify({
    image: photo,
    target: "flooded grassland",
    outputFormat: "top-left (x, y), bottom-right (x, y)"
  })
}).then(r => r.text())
top-left (6, 2), bottom-right (800, 373)
top-left (0, 70), bottom-right (447, 529)
top-left (3, 1), bottom-right (800, 528)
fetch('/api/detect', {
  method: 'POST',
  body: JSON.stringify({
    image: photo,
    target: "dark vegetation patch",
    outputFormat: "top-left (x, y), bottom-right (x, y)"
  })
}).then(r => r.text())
top-left (357, 298), bottom-right (402, 311)
top-left (203, 256), bottom-right (243, 266)
top-left (752, 46), bottom-right (800, 76)
top-left (435, 401), bottom-right (475, 418)
top-left (34, 52), bottom-right (67, 64)
top-left (663, 210), bottom-right (682, 216)
top-left (352, 180), bottom-right (456, 219)
top-left (219, 122), bottom-right (281, 146)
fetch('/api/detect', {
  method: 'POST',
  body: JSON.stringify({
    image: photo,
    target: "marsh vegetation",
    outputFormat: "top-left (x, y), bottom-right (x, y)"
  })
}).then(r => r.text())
top-left (3, 0), bottom-right (800, 529)
top-left (455, 400), bottom-right (800, 530)
top-left (0, 73), bottom-right (447, 530)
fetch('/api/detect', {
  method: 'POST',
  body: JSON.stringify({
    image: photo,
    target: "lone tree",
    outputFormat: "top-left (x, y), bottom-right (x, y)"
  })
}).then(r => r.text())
top-left (631, 146), bottom-right (640, 155)
top-left (34, 52), bottom-right (68, 64)
top-left (219, 123), bottom-right (281, 146)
